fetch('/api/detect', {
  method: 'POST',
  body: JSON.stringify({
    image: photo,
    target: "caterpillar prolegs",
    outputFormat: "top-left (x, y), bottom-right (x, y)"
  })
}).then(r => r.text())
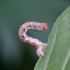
top-left (18, 22), bottom-right (48, 57)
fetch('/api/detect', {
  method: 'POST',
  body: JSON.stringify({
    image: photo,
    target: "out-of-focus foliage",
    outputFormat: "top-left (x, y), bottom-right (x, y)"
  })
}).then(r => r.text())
top-left (34, 6), bottom-right (70, 70)
top-left (0, 0), bottom-right (70, 70)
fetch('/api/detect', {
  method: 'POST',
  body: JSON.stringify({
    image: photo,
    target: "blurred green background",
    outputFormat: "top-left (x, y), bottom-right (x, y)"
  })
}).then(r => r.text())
top-left (0, 0), bottom-right (70, 70)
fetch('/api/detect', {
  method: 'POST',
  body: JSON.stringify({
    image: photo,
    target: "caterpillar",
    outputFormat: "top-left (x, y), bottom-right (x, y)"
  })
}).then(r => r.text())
top-left (18, 22), bottom-right (48, 57)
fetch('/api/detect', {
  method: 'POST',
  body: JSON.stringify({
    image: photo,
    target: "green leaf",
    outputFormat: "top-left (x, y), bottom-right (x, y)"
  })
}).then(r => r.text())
top-left (34, 7), bottom-right (70, 70)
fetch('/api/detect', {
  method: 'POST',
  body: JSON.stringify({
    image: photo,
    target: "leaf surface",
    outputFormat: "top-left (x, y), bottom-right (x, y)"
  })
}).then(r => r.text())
top-left (34, 7), bottom-right (70, 70)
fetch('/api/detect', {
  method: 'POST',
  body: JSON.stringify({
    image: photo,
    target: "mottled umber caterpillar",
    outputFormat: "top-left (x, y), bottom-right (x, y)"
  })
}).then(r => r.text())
top-left (18, 22), bottom-right (48, 57)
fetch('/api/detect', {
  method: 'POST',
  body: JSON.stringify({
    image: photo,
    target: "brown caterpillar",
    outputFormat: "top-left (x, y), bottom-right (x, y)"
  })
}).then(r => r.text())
top-left (18, 22), bottom-right (48, 57)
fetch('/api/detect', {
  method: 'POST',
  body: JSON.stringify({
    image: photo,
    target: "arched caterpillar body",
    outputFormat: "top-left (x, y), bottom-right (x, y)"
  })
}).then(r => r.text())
top-left (18, 22), bottom-right (48, 57)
